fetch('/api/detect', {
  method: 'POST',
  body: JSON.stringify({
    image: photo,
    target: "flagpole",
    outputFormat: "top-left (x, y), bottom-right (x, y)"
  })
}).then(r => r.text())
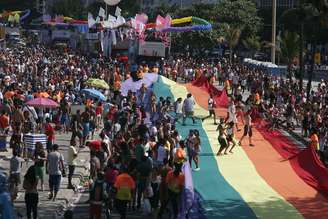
top-left (106, 4), bottom-right (108, 18)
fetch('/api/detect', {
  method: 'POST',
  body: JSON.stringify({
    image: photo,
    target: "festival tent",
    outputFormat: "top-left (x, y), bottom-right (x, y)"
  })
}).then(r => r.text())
top-left (243, 58), bottom-right (282, 76)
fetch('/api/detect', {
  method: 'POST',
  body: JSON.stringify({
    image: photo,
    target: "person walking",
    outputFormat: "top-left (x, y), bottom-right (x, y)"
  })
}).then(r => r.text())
top-left (34, 142), bottom-right (46, 191)
top-left (46, 144), bottom-right (65, 201)
top-left (23, 165), bottom-right (38, 219)
top-left (186, 130), bottom-right (201, 171)
top-left (226, 98), bottom-right (240, 131)
top-left (90, 171), bottom-right (107, 219)
top-left (239, 110), bottom-right (254, 147)
top-left (182, 93), bottom-right (196, 126)
top-left (174, 98), bottom-right (183, 123)
top-left (67, 140), bottom-right (78, 189)
top-left (159, 162), bottom-right (185, 219)
top-left (9, 150), bottom-right (25, 201)
top-left (201, 94), bottom-right (217, 125)
top-left (44, 117), bottom-right (55, 153)
top-left (114, 167), bottom-right (136, 219)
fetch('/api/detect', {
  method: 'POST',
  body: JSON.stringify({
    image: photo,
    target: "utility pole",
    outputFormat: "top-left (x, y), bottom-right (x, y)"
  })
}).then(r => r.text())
top-left (271, 0), bottom-right (276, 64)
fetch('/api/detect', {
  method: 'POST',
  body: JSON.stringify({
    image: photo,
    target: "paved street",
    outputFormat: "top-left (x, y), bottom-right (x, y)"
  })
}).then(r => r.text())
top-left (0, 133), bottom-right (90, 219)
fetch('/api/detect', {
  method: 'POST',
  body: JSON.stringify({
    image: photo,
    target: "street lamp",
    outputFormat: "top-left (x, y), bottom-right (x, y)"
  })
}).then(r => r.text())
top-left (271, 0), bottom-right (276, 64)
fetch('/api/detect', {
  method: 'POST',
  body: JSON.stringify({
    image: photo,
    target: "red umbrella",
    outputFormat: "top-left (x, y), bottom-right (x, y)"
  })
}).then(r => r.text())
top-left (26, 97), bottom-right (59, 109)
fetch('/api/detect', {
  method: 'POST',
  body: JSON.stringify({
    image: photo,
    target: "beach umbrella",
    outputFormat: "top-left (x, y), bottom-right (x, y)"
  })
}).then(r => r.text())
top-left (81, 89), bottom-right (106, 102)
top-left (85, 78), bottom-right (109, 90)
top-left (26, 97), bottom-right (59, 108)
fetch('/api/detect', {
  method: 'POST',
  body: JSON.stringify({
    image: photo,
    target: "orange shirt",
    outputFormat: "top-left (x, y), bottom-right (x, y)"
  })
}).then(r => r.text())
top-left (0, 115), bottom-right (9, 129)
top-left (115, 173), bottom-right (135, 189)
top-left (310, 134), bottom-right (319, 150)
top-left (114, 81), bottom-right (121, 91)
top-left (166, 170), bottom-right (185, 193)
top-left (114, 173), bottom-right (136, 201)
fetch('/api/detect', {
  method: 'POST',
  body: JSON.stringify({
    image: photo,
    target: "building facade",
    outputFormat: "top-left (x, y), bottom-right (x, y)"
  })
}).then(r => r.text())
top-left (256, 0), bottom-right (298, 8)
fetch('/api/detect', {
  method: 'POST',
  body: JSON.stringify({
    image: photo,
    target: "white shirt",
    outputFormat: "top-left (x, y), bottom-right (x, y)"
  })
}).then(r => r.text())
top-left (150, 126), bottom-right (158, 136)
top-left (227, 104), bottom-right (237, 123)
top-left (175, 102), bottom-right (183, 114)
top-left (113, 123), bottom-right (121, 134)
top-left (23, 106), bottom-right (38, 121)
top-left (157, 146), bottom-right (167, 163)
top-left (208, 98), bottom-right (215, 110)
top-left (183, 97), bottom-right (195, 112)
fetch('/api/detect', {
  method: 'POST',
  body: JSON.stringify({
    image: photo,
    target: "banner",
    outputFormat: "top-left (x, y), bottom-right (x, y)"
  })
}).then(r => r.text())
top-left (138, 41), bottom-right (165, 57)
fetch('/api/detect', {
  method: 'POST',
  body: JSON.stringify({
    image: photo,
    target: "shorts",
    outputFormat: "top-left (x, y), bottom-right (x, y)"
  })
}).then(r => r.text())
top-left (83, 122), bottom-right (90, 137)
top-left (10, 173), bottom-right (21, 185)
top-left (72, 130), bottom-right (83, 139)
top-left (60, 114), bottom-right (69, 125)
top-left (47, 140), bottom-right (53, 151)
top-left (187, 147), bottom-right (199, 158)
top-left (35, 166), bottom-right (45, 179)
top-left (185, 111), bottom-right (194, 117)
top-left (226, 134), bottom-right (233, 142)
top-left (49, 175), bottom-right (61, 193)
top-left (218, 137), bottom-right (228, 148)
top-left (243, 125), bottom-right (252, 137)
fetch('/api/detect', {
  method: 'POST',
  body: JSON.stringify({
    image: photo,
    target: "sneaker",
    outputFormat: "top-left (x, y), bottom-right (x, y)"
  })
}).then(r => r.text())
top-left (214, 122), bottom-right (218, 125)
top-left (193, 167), bottom-right (200, 171)
top-left (249, 144), bottom-right (255, 147)
top-left (48, 193), bottom-right (53, 200)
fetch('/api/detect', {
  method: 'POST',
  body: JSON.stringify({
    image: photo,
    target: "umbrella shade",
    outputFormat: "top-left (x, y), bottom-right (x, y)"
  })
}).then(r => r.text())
top-left (26, 97), bottom-right (59, 108)
top-left (85, 78), bottom-right (109, 90)
top-left (81, 89), bottom-right (106, 101)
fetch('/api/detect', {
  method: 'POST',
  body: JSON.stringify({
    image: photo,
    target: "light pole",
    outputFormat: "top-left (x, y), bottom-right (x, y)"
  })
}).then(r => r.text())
top-left (271, 0), bottom-right (276, 64)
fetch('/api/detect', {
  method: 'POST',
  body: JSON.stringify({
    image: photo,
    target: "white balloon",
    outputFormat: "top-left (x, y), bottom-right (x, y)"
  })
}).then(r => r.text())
top-left (104, 0), bottom-right (121, 6)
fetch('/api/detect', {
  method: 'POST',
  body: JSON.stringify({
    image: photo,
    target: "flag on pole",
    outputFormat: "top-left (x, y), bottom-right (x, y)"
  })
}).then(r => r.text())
top-left (115, 7), bottom-right (121, 17)
top-left (88, 13), bottom-right (96, 28)
top-left (99, 7), bottom-right (106, 18)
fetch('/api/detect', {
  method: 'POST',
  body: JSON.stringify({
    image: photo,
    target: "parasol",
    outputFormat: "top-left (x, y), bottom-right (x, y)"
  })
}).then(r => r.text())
top-left (26, 97), bottom-right (59, 108)
top-left (85, 78), bottom-right (109, 90)
top-left (81, 89), bottom-right (106, 102)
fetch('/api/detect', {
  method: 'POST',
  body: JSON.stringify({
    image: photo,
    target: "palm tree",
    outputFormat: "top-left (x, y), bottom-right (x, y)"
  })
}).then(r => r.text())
top-left (242, 35), bottom-right (261, 58)
top-left (221, 24), bottom-right (241, 63)
top-left (280, 31), bottom-right (299, 81)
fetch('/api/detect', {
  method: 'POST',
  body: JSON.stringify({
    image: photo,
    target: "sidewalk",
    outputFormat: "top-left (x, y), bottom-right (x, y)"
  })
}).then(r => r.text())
top-left (0, 132), bottom-right (90, 219)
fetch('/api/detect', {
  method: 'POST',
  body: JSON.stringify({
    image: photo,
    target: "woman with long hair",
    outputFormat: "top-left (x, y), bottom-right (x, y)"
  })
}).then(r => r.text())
top-left (23, 165), bottom-right (38, 219)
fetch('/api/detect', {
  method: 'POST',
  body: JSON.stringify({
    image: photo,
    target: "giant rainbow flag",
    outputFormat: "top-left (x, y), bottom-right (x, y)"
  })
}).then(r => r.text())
top-left (147, 75), bottom-right (328, 219)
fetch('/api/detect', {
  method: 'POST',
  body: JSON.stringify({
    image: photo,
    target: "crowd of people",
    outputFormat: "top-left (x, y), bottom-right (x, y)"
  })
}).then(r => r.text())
top-left (0, 39), bottom-right (199, 219)
top-left (164, 58), bottom-right (328, 163)
top-left (1, 32), bottom-right (328, 219)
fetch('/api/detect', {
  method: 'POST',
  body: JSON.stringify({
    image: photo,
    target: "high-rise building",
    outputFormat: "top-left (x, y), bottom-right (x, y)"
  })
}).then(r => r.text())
top-left (256, 0), bottom-right (298, 8)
